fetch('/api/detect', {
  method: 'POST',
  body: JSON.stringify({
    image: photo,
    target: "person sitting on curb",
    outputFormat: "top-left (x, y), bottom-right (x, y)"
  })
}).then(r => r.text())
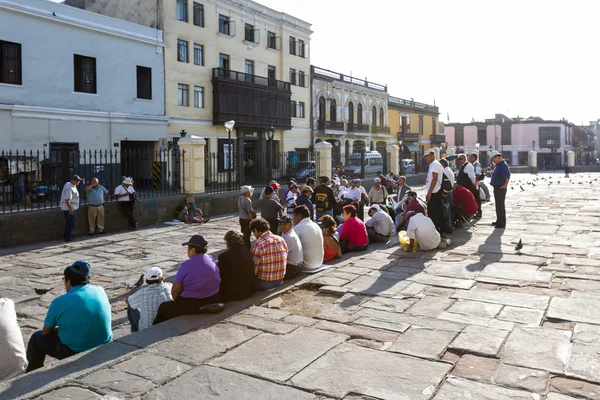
top-left (295, 185), bottom-right (314, 220)
top-left (405, 211), bottom-right (447, 252)
top-left (339, 205), bottom-right (369, 254)
top-left (177, 204), bottom-right (206, 224)
top-left (0, 298), bottom-right (27, 381)
top-left (186, 198), bottom-right (210, 223)
top-left (114, 177), bottom-right (138, 230)
top-left (217, 230), bottom-right (257, 302)
top-left (126, 267), bottom-right (172, 333)
top-left (278, 215), bottom-right (304, 279)
top-left (250, 218), bottom-right (288, 291)
top-left (26, 260), bottom-right (112, 372)
top-left (395, 191), bottom-right (427, 231)
top-left (365, 204), bottom-right (395, 243)
top-left (320, 215), bottom-right (342, 262)
top-left (153, 235), bottom-right (222, 324)
top-left (292, 205), bottom-right (324, 272)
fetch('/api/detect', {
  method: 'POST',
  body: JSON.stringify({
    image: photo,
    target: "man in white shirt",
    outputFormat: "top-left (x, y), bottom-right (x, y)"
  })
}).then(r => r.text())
top-left (336, 179), bottom-right (349, 201)
top-left (406, 212), bottom-right (442, 251)
top-left (114, 177), bottom-right (137, 230)
top-left (341, 180), bottom-right (362, 204)
top-left (0, 298), bottom-right (27, 381)
top-left (424, 149), bottom-right (445, 234)
top-left (126, 267), bottom-right (173, 332)
top-left (278, 215), bottom-right (304, 279)
top-left (365, 205), bottom-right (395, 243)
top-left (457, 153), bottom-right (481, 218)
top-left (292, 205), bottom-right (324, 271)
top-left (60, 175), bottom-right (81, 242)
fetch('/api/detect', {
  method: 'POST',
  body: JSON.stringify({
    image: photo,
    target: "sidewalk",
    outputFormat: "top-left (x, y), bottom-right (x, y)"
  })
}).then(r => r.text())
top-left (2, 172), bottom-right (600, 399)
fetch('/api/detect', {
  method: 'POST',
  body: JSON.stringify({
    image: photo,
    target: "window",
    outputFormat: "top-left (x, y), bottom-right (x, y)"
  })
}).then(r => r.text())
top-left (290, 101), bottom-right (297, 117)
top-left (267, 65), bottom-right (276, 86)
top-left (219, 14), bottom-right (233, 36)
top-left (194, 86), bottom-right (204, 108)
top-left (178, 83), bottom-right (189, 106)
top-left (432, 117), bottom-right (437, 134)
top-left (289, 68), bottom-right (296, 85)
top-left (330, 99), bottom-right (337, 122)
top-left (73, 54), bottom-right (96, 94)
top-left (176, 0), bottom-right (188, 22)
top-left (477, 127), bottom-right (487, 145)
top-left (193, 2), bottom-right (204, 27)
top-left (177, 40), bottom-right (188, 62)
top-left (219, 53), bottom-right (229, 70)
top-left (289, 36), bottom-right (296, 55)
top-left (136, 66), bottom-right (152, 100)
top-left (298, 39), bottom-right (305, 57)
top-left (357, 104), bottom-right (363, 124)
top-left (298, 71), bottom-right (305, 87)
top-left (372, 106), bottom-right (377, 126)
top-left (348, 102), bottom-right (354, 124)
top-left (244, 23), bottom-right (257, 43)
top-left (419, 115), bottom-right (423, 133)
top-left (193, 43), bottom-right (203, 66)
top-left (501, 125), bottom-right (511, 145)
top-left (380, 107), bottom-right (385, 126)
top-left (539, 127), bottom-right (560, 148)
top-left (267, 31), bottom-right (277, 49)
top-left (455, 126), bottom-right (464, 146)
top-left (299, 102), bottom-right (305, 118)
top-left (245, 59), bottom-right (254, 83)
top-left (318, 97), bottom-right (326, 121)
top-left (0, 40), bottom-right (22, 85)
top-left (218, 139), bottom-right (236, 172)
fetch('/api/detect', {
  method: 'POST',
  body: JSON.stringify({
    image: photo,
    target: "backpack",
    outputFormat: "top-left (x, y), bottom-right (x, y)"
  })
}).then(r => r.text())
top-left (441, 172), bottom-right (453, 196)
top-left (315, 192), bottom-right (328, 212)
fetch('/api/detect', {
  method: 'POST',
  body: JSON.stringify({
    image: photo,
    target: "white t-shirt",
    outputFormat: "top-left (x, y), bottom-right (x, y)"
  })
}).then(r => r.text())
top-left (344, 187), bottom-right (361, 202)
top-left (114, 185), bottom-right (135, 202)
top-left (0, 298), bottom-right (27, 381)
top-left (462, 162), bottom-right (476, 184)
top-left (293, 218), bottom-right (324, 270)
top-left (336, 186), bottom-right (348, 201)
top-left (444, 166), bottom-right (455, 187)
top-left (366, 209), bottom-right (395, 236)
top-left (407, 213), bottom-right (441, 251)
top-left (60, 182), bottom-right (80, 211)
top-left (426, 160), bottom-right (444, 194)
top-left (281, 229), bottom-right (303, 266)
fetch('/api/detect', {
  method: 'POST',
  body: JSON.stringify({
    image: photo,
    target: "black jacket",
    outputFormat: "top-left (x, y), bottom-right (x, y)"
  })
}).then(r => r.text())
top-left (217, 246), bottom-right (257, 302)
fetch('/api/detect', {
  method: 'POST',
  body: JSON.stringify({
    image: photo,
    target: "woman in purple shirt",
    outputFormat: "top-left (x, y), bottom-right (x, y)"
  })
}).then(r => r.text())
top-left (153, 234), bottom-right (221, 324)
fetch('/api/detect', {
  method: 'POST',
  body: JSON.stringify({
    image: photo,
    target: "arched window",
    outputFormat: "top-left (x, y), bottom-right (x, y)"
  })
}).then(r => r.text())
top-left (318, 97), bottom-right (326, 121)
top-left (357, 103), bottom-right (363, 125)
top-left (348, 102), bottom-right (354, 124)
top-left (372, 106), bottom-right (377, 127)
top-left (330, 99), bottom-right (337, 122)
top-left (379, 107), bottom-right (384, 126)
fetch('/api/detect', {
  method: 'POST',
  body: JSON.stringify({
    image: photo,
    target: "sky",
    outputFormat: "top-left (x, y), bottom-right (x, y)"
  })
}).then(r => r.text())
top-left (52, 0), bottom-right (599, 125)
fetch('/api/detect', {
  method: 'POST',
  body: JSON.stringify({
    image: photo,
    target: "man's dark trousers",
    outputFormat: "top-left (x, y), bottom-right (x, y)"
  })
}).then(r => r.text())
top-left (63, 211), bottom-right (76, 241)
top-left (427, 191), bottom-right (445, 233)
top-left (493, 187), bottom-right (507, 226)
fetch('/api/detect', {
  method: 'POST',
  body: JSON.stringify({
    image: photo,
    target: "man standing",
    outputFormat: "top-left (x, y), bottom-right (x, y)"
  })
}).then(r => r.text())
top-left (238, 186), bottom-right (255, 248)
top-left (250, 218), bottom-right (287, 291)
top-left (423, 149), bottom-right (445, 234)
top-left (278, 215), bottom-right (304, 279)
top-left (295, 185), bottom-right (314, 220)
top-left (114, 177), bottom-right (137, 230)
top-left (365, 205), bottom-right (395, 243)
top-left (26, 260), bottom-right (112, 372)
top-left (439, 159), bottom-right (455, 234)
top-left (260, 186), bottom-right (284, 234)
top-left (292, 205), bottom-right (324, 272)
top-left (456, 153), bottom-right (481, 218)
top-left (368, 177), bottom-right (388, 206)
top-left (490, 151), bottom-right (510, 228)
top-left (85, 178), bottom-right (108, 236)
top-left (313, 176), bottom-right (336, 220)
top-left (60, 175), bottom-right (81, 242)
top-left (396, 176), bottom-right (411, 201)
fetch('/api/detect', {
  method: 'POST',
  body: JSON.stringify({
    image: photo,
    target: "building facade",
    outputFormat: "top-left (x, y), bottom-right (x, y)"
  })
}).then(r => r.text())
top-left (67, 0), bottom-right (313, 171)
top-left (0, 0), bottom-right (168, 153)
top-left (311, 66), bottom-right (390, 167)
top-left (444, 114), bottom-right (574, 169)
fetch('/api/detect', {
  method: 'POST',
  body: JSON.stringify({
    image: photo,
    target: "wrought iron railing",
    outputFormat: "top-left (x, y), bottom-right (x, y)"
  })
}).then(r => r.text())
top-left (212, 68), bottom-right (290, 91)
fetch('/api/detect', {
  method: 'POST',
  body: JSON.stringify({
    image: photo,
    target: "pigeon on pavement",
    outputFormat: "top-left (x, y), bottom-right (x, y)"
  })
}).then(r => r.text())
top-left (515, 239), bottom-right (523, 251)
top-left (34, 288), bottom-right (53, 295)
top-left (129, 274), bottom-right (144, 289)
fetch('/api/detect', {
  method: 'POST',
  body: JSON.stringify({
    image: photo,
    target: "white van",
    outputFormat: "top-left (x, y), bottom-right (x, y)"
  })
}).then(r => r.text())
top-left (402, 159), bottom-right (416, 174)
top-left (346, 152), bottom-right (384, 176)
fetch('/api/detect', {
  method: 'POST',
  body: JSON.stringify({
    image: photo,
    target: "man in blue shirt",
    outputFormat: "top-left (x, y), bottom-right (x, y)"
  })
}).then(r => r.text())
top-left (26, 260), bottom-right (112, 372)
top-left (296, 185), bottom-right (314, 220)
top-left (489, 151), bottom-right (511, 228)
top-left (85, 178), bottom-right (109, 235)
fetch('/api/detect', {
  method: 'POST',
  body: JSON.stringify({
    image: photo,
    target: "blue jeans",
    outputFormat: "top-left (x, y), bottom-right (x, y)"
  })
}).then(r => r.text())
top-left (316, 210), bottom-right (333, 221)
top-left (127, 305), bottom-right (141, 333)
top-left (63, 211), bottom-right (76, 241)
top-left (256, 279), bottom-right (283, 291)
top-left (26, 330), bottom-right (77, 372)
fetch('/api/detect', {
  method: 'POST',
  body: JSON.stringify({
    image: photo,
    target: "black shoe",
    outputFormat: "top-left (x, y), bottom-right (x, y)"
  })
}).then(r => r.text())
top-left (96, 231), bottom-right (105, 234)
top-left (494, 225), bottom-right (506, 229)
top-left (475, 212), bottom-right (482, 219)
top-left (88, 232), bottom-right (95, 236)
top-left (492, 221), bottom-right (497, 226)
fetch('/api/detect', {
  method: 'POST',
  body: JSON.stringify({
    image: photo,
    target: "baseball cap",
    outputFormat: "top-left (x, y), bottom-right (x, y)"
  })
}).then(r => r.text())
top-left (264, 186), bottom-right (274, 195)
top-left (241, 185), bottom-right (254, 194)
top-left (182, 234), bottom-right (208, 247)
top-left (270, 182), bottom-right (280, 190)
top-left (352, 179), bottom-right (360, 184)
top-left (68, 260), bottom-right (91, 277)
top-left (72, 175), bottom-right (82, 182)
top-left (301, 184), bottom-right (313, 193)
top-left (490, 150), bottom-right (501, 158)
top-left (145, 266), bottom-right (163, 281)
top-left (279, 215), bottom-right (294, 223)
top-left (423, 149), bottom-right (435, 156)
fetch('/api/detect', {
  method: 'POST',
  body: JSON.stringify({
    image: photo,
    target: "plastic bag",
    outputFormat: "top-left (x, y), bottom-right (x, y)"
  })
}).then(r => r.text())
top-left (399, 230), bottom-right (419, 252)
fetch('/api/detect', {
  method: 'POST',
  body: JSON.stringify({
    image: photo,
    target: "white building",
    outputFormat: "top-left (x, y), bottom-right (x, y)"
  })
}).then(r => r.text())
top-left (0, 0), bottom-right (168, 154)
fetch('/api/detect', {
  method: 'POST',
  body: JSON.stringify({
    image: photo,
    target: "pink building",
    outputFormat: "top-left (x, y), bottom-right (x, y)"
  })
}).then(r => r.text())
top-left (444, 114), bottom-right (574, 169)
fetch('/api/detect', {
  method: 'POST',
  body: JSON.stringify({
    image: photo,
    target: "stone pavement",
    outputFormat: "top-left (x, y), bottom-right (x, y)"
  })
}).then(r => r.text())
top-left (2, 172), bottom-right (600, 399)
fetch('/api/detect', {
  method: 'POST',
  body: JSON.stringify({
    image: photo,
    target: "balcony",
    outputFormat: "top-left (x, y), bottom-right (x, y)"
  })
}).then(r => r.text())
top-left (401, 132), bottom-right (420, 142)
top-left (430, 134), bottom-right (446, 144)
top-left (212, 68), bottom-right (292, 129)
top-left (347, 123), bottom-right (370, 134)
top-left (318, 120), bottom-right (344, 132)
top-left (372, 126), bottom-right (391, 134)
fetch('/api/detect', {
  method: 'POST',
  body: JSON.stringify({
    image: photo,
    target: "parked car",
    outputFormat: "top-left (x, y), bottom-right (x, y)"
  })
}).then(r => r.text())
top-left (402, 159), bottom-right (416, 174)
top-left (346, 152), bottom-right (384, 177)
top-left (288, 161), bottom-right (316, 181)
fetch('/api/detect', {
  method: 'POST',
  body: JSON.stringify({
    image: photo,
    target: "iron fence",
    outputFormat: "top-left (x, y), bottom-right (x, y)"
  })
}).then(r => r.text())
top-left (0, 148), bottom-right (184, 213)
top-left (205, 150), bottom-right (320, 194)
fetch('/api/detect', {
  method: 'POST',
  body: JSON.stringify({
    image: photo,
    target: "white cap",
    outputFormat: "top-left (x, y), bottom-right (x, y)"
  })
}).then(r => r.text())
top-left (145, 266), bottom-right (163, 281)
top-left (423, 148), bottom-right (435, 156)
top-left (490, 150), bottom-right (501, 158)
top-left (241, 185), bottom-right (254, 194)
top-left (122, 177), bottom-right (134, 184)
top-left (373, 177), bottom-right (381, 183)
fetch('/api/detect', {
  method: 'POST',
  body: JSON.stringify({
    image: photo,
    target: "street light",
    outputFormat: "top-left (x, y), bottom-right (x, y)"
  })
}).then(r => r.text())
top-left (224, 120), bottom-right (235, 190)
top-left (267, 125), bottom-right (275, 182)
top-left (532, 140), bottom-right (535, 151)
top-left (399, 137), bottom-right (405, 176)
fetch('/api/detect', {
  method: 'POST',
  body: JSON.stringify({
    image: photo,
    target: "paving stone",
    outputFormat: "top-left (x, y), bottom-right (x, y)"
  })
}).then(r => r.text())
top-left (445, 300), bottom-right (503, 318)
top-left (451, 287), bottom-right (550, 310)
top-left (450, 325), bottom-right (510, 356)
top-left (422, 286), bottom-right (456, 298)
top-left (78, 369), bottom-right (154, 394)
top-left (341, 266), bottom-right (373, 275)
top-left (112, 353), bottom-right (191, 384)
top-left (433, 376), bottom-right (542, 400)
top-left (425, 260), bottom-right (484, 279)
top-left (291, 343), bottom-right (452, 400)
top-left (228, 314), bottom-right (298, 334)
top-left (438, 312), bottom-right (515, 331)
top-left (244, 305), bottom-right (290, 320)
top-left (499, 326), bottom-right (572, 374)
top-left (476, 262), bottom-right (553, 284)
top-left (146, 365), bottom-right (316, 400)
top-left (550, 376), bottom-right (600, 399)
top-left (388, 327), bottom-right (457, 359)
top-left (493, 364), bottom-right (549, 393)
top-left (312, 276), bottom-right (351, 287)
top-left (547, 297), bottom-right (600, 324)
top-left (283, 315), bottom-right (318, 326)
top-left (314, 320), bottom-right (398, 342)
top-left (209, 327), bottom-right (347, 381)
top-left (352, 316), bottom-right (411, 333)
top-left (452, 354), bottom-right (499, 383)
top-left (405, 296), bottom-right (455, 318)
top-left (481, 253), bottom-right (549, 266)
top-left (342, 275), bottom-right (412, 296)
top-left (33, 386), bottom-right (102, 400)
top-left (346, 338), bottom-right (387, 351)
top-left (396, 282), bottom-right (428, 296)
top-left (406, 272), bottom-right (475, 290)
top-left (562, 278), bottom-right (600, 291)
top-left (149, 323), bottom-right (261, 365)
top-left (546, 393), bottom-right (581, 400)
top-left (565, 342), bottom-right (600, 384)
top-left (441, 350), bottom-right (461, 364)
top-left (355, 307), bottom-right (464, 333)
top-left (497, 306), bottom-right (544, 325)
top-left (573, 323), bottom-right (600, 345)
top-left (318, 285), bottom-right (349, 295)
top-left (361, 296), bottom-right (415, 313)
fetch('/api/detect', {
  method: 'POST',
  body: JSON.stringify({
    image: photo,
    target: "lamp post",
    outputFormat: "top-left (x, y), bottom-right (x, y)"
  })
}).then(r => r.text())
top-left (267, 125), bottom-right (275, 182)
top-left (224, 120), bottom-right (235, 190)
top-left (532, 140), bottom-right (535, 151)
top-left (399, 137), bottom-right (405, 176)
